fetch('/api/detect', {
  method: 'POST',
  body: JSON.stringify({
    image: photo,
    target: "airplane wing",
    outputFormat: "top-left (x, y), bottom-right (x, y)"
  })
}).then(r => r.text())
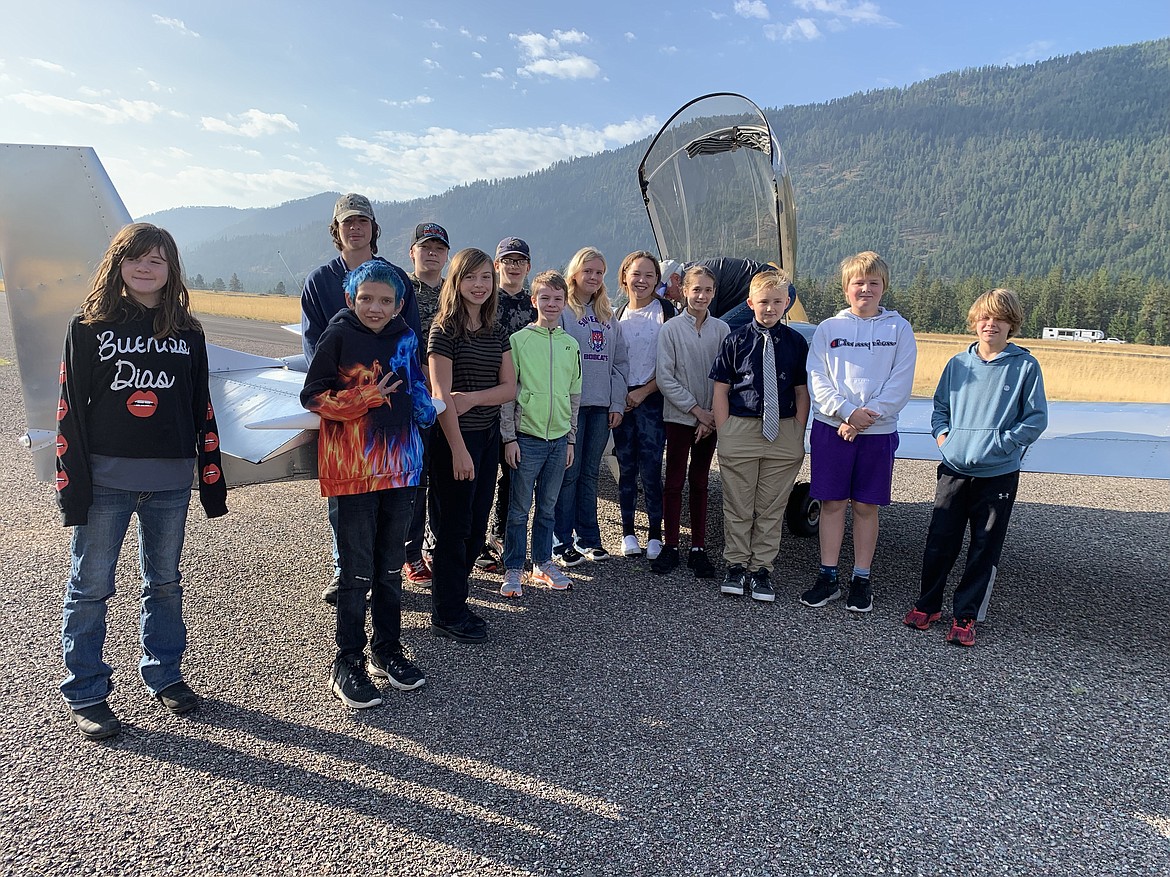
top-left (896, 398), bottom-right (1170, 480)
top-left (0, 143), bottom-right (320, 487)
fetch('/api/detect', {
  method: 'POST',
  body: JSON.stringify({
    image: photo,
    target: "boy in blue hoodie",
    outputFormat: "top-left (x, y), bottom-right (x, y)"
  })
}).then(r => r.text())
top-left (301, 261), bottom-right (436, 708)
top-left (904, 288), bottom-right (1047, 646)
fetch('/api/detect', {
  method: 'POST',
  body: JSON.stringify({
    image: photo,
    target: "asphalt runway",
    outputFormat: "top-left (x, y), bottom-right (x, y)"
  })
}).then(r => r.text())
top-left (1, 311), bottom-right (1167, 876)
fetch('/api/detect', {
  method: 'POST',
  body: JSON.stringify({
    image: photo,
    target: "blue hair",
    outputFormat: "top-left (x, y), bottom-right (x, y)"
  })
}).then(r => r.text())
top-left (344, 260), bottom-right (406, 304)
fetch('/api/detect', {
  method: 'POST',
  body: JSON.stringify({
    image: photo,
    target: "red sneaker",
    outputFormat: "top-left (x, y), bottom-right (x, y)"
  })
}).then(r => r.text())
top-left (903, 607), bottom-right (942, 631)
top-left (404, 558), bottom-right (432, 584)
top-left (947, 618), bottom-right (976, 646)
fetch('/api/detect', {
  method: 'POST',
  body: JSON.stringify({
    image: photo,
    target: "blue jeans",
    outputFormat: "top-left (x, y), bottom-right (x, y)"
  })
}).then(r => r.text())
top-left (612, 390), bottom-right (666, 536)
top-left (61, 485), bottom-right (191, 708)
top-left (554, 405), bottom-right (611, 549)
top-left (334, 488), bottom-right (414, 660)
top-left (721, 299), bottom-right (754, 331)
top-left (503, 434), bottom-right (569, 570)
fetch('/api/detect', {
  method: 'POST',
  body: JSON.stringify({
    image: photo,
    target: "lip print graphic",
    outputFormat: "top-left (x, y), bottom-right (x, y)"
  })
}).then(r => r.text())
top-left (202, 464), bottom-right (222, 485)
top-left (56, 470), bottom-right (69, 491)
top-left (202, 431), bottom-right (219, 452)
top-left (206, 402), bottom-right (215, 421)
top-left (57, 398), bottom-right (68, 421)
top-left (127, 390), bottom-right (159, 417)
top-left (56, 435), bottom-right (68, 457)
top-left (59, 362), bottom-right (66, 385)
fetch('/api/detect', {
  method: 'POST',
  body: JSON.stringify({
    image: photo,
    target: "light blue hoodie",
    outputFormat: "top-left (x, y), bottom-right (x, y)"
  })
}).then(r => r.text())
top-left (933, 342), bottom-right (1048, 477)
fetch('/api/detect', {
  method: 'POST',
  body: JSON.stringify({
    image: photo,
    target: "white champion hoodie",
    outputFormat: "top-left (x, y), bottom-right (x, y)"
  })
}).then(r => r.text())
top-left (806, 307), bottom-right (917, 435)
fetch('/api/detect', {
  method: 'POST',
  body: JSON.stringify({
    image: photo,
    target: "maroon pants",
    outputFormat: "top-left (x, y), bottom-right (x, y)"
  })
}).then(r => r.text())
top-left (663, 422), bottom-right (718, 548)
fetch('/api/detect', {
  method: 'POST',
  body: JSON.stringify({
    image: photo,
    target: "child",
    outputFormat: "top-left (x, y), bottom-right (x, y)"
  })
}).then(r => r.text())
top-left (428, 248), bottom-right (517, 643)
top-left (553, 247), bottom-right (628, 567)
top-left (56, 223), bottom-right (228, 740)
top-left (652, 265), bottom-right (730, 577)
top-left (905, 288), bottom-right (1047, 646)
top-left (499, 271), bottom-right (582, 596)
top-left (480, 237), bottom-right (537, 571)
top-left (801, 252), bottom-right (916, 614)
top-left (301, 260), bottom-right (436, 708)
top-left (709, 271), bottom-right (809, 601)
top-left (612, 251), bottom-right (675, 559)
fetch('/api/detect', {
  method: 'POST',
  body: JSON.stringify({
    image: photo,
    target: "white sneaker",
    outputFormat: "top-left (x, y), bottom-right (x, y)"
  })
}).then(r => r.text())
top-left (621, 535), bottom-right (642, 556)
top-left (646, 539), bottom-right (663, 560)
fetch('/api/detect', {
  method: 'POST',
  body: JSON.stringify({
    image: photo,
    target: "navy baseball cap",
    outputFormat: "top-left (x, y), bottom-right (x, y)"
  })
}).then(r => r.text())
top-left (495, 237), bottom-right (530, 260)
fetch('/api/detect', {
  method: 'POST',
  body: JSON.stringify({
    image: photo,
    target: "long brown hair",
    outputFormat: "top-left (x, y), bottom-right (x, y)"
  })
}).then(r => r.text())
top-left (564, 247), bottom-right (611, 322)
top-left (433, 248), bottom-right (498, 337)
top-left (81, 223), bottom-right (200, 339)
top-left (617, 250), bottom-right (662, 304)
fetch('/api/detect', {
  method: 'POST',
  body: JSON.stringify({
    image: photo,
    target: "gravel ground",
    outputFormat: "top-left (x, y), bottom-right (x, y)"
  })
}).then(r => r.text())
top-left (1, 309), bottom-right (1167, 877)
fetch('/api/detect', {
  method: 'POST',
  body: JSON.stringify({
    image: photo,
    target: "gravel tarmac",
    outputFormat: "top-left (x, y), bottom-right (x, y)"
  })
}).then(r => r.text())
top-left (0, 309), bottom-right (1167, 876)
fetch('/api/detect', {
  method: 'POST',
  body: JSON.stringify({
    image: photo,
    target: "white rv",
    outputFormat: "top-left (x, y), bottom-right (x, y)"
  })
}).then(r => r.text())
top-left (1042, 327), bottom-right (1105, 342)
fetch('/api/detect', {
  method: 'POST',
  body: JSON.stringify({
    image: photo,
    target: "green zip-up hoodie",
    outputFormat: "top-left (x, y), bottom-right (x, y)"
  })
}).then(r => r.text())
top-left (501, 323), bottom-right (582, 443)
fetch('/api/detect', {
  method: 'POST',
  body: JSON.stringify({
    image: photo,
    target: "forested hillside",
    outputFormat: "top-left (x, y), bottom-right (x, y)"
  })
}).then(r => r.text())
top-left (171, 39), bottom-right (1170, 342)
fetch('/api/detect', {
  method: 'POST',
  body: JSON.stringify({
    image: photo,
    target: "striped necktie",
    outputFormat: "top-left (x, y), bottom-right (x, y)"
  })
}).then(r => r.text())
top-left (761, 328), bottom-right (780, 442)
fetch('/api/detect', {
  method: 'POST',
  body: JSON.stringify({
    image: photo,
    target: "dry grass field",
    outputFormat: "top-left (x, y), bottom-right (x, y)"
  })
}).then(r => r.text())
top-left (188, 292), bottom-right (1170, 403)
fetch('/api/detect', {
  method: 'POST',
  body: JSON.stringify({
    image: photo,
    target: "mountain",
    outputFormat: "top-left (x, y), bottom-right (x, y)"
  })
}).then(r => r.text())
top-left (146, 38), bottom-right (1170, 296)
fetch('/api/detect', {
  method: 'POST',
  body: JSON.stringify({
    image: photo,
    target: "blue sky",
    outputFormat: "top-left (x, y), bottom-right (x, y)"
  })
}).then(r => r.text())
top-left (4, 1), bottom-right (1167, 217)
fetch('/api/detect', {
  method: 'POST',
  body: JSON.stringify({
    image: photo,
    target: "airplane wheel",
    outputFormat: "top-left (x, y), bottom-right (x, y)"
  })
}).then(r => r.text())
top-left (786, 481), bottom-right (820, 537)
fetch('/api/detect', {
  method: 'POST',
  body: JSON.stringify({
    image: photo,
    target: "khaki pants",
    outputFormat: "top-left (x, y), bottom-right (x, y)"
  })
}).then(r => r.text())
top-left (717, 416), bottom-right (805, 570)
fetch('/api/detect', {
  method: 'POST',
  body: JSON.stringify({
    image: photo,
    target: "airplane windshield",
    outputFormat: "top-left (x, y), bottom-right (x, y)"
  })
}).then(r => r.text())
top-left (638, 93), bottom-right (796, 275)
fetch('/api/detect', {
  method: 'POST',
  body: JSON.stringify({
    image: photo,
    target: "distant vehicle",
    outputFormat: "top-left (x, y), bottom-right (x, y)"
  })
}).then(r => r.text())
top-left (1042, 327), bottom-right (1105, 342)
top-left (1098, 337), bottom-right (1127, 344)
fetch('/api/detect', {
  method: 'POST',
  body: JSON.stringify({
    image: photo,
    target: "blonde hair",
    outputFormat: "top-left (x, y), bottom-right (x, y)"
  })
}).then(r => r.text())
top-left (682, 265), bottom-right (717, 291)
top-left (839, 251), bottom-right (889, 293)
top-left (748, 269), bottom-right (791, 301)
top-left (968, 288), bottom-right (1024, 337)
top-left (564, 247), bottom-right (612, 323)
top-left (434, 248), bottom-right (498, 337)
top-left (81, 223), bottom-right (200, 339)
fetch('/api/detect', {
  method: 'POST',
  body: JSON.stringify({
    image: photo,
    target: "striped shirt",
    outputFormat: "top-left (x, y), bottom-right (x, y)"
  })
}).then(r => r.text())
top-left (428, 321), bottom-right (511, 431)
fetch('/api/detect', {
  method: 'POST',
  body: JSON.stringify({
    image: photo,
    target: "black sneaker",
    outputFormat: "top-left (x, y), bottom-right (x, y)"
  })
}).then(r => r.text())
top-left (369, 649), bottom-right (426, 691)
top-left (330, 655), bottom-right (382, 709)
top-left (750, 568), bottom-right (776, 603)
top-left (555, 545), bottom-right (586, 568)
top-left (721, 565), bottom-right (748, 596)
top-left (845, 575), bottom-right (874, 613)
top-left (687, 548), bottom-right (717, 579)
top-left (71, 701), bottom-right (121, 741)
top-left (155, 680), bottom-right (199, 715)
top-left (474, 546), bottom-right (499, 571)
top-left (800, 571), bottom-right (842, 608)
top-left (321, 572), bottom-right (340, 605)
top-left (650, 546), bottom-right (680, 575)
top-left (431, 616), bottom-right (489, 644)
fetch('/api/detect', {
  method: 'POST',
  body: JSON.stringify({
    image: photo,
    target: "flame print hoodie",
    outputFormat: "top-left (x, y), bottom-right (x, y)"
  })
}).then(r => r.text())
top-left (301, 308), bottom-right (436, 497)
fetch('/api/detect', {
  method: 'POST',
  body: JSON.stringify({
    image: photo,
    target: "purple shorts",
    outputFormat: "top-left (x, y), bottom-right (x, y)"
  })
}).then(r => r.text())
top-left (809, 419), bottom-right (900, 506)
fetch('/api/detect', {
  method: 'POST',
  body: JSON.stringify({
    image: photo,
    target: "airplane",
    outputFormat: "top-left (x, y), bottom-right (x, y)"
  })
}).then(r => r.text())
top-left (2, 99), bottom-right (1167, 534)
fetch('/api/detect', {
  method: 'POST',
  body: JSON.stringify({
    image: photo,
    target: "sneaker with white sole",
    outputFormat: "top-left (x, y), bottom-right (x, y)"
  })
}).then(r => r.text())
top-left (330, 655), bottom-right (382, 709)
top-left (578, 545), bottom-right (611, 562)
top-left (845, 576), bottom-right (874, 613)
top-left (800, 571), bottom-right (842, 608)
top-left (721, 565), bottom-right (748, 596)
top-left (531, 560), bottom-right (572, 590)
top-left (621, 535), bottom-right (642, 556)
top-left (499, 568), bottom-right (524, 598)
top-left (368, 648), bottom-right (426, 691)
top-left (645, 539), bottom-right (663, 560)
top-left (554, 544), bottom-right (586, 568)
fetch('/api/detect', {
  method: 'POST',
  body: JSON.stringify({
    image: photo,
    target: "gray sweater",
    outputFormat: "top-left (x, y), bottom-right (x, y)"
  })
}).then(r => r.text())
top-left (656, 310), bottom-right (730, 425)
top-left (560, 303), bottom-right (628, 413)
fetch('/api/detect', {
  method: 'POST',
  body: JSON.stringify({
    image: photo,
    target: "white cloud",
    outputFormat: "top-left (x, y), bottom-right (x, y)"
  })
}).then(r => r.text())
top-left (512, 30), bottom-right (601, 80)
top-left (661, 46), bottom-right (678, 55)
top-left (471, 51), bottom-right (482, 59)
top-left (792, 0), bottom-right (894, 26)
top-left (381, 95), bottom-right (434, 109)
top-left (710, 10), bottom-right (727, 19)
top-left (765, 18), bottom-right (822, 40)
top-left (458, 27), bottom-right (486, 42)
top-left (25, 58), bottom-right (71, 75)
top-left (1001, 40), bottom-right (1056, 66)
top-left (335, 116), bottom-right (660, 200)
top-left (8, 91), bottom-right (163, 124)
top-left (423, 58), bottom-right (441, 70)
top-left (431, 42), bottom-right (442, 49)
top-left (115, 159), bottom-right (335, 215)
top-left (423, 18), bottom-right (444, 30)
top-left (625, 31), bottom-right (636, 41)
top-left (201, 108), bottom-right (299, 137)
top-left (482, 67), bottom-right (505, 80)
top-left (152, 15), bottom-right (200, 37)
top-left (734, 1), bottom-right (770, 19)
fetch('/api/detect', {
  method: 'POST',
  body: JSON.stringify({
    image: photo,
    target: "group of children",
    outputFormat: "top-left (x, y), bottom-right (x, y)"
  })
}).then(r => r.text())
top-left (53, 208), bottom-right (1048, 736)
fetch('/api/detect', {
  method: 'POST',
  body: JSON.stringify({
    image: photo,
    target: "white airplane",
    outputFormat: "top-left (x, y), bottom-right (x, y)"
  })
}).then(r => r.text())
top-left (636, 93), bottom-right (1169, 536)
top-left (2, 104), bottom-right (1167, 532)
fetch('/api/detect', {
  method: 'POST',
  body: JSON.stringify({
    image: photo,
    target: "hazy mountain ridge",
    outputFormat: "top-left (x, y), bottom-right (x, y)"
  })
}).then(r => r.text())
top-left (147, 38), bottom-right (1170, 294)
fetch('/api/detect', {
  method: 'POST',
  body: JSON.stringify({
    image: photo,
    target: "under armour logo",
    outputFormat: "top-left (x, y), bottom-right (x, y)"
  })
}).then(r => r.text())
top-left (998, 493), bottom-right (1011, 500)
